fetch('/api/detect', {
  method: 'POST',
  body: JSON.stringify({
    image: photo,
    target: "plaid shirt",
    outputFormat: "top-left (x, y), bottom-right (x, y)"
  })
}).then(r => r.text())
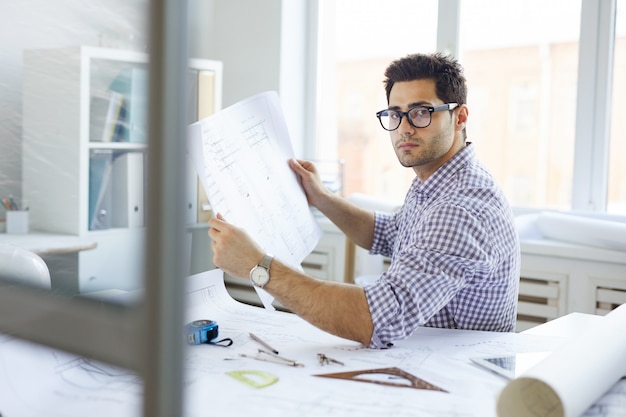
top-left (364, 144), bottom-right (520, 348)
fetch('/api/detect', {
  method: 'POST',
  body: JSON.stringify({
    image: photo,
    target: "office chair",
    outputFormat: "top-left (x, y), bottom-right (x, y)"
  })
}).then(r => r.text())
top-left (0, 243), bottom-right (51, 289)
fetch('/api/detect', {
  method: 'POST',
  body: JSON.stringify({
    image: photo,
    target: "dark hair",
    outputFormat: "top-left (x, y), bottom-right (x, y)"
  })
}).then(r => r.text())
top-left (383, 53), bottom-right (467, 106)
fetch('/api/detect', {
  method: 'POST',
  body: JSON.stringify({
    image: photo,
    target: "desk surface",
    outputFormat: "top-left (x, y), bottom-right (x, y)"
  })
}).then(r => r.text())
top-left (0, 270), bottom-right (622, 417)
top-left (0, 232), bottom-right (97, 255)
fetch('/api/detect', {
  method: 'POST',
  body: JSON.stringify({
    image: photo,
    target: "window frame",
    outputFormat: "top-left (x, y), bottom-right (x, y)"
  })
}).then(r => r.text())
top-left (572, 0), bottom-right (616, 212)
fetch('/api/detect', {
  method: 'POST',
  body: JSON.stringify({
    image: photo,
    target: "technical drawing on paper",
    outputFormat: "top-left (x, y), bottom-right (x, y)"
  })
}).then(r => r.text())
top-left (187, 91), bottom-right (322, 269)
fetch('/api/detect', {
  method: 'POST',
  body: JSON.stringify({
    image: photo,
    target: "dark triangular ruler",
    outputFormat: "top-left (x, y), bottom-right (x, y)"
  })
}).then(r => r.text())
top-left (315, 366), bottom-right (448, 392)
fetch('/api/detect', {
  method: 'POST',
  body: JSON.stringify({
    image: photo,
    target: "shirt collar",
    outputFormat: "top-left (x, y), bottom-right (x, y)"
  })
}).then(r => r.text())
top-left (412, 143), bottom-right (475, 197)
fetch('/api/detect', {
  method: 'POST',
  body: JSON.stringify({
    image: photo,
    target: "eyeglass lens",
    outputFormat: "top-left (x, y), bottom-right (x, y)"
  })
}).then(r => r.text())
top-left (379, 107), bottom-right (431, 131)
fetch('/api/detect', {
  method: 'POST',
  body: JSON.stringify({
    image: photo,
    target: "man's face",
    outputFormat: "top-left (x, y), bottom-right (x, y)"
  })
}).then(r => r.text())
top-left (387, 79), bottom-right (459, 179)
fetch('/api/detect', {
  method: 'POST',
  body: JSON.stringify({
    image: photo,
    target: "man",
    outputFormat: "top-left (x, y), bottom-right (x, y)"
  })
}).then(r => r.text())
top-left (209, 52), bottom-right (520, 348)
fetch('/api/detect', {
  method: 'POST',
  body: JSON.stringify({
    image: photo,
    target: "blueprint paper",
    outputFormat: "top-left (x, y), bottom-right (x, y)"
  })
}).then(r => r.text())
top-left (535, 211), bottom-right (626, 252)
top-left (186, 91), bottom-right (323, 308)
top-left (0, 335), bottom-right (142, 417)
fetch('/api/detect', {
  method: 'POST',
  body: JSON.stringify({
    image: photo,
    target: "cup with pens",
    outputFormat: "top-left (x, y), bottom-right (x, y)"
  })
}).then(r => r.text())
top-left (2, 196), bottom-right (29, 234)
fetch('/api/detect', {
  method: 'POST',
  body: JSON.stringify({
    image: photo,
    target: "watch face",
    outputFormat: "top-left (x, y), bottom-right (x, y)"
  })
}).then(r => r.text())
top-left (250, 266), bottom-right (270, 287)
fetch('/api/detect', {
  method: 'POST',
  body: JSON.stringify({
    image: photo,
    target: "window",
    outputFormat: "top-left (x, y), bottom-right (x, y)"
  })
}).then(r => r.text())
top-left (316, 0), bottom-right (625, 216)
top-left (460, 0), bottom-right (581, 210)
top-left (316, 0), bottom-right (438, 202)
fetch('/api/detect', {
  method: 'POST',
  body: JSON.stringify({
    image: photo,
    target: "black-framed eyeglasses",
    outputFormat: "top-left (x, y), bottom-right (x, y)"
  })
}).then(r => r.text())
top-left (375, 103), bottom-right (459, 131)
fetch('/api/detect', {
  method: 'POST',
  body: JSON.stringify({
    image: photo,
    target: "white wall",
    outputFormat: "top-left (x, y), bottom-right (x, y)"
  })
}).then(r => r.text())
top-left (200, 0), bottom-right (283, 107)
top-left (188, 0), bottom-right (312, 157)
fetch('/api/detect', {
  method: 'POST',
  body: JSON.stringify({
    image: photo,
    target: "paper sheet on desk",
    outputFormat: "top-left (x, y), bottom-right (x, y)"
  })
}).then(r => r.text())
top-left (0, 336), bottom-right (142, 417)
top-left (186, 91), bottom-right (323, 309)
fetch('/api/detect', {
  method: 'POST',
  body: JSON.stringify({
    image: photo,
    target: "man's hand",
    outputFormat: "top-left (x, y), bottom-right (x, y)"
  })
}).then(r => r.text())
top-left (288, 158), bottom-right (332, 208)
top-left (208, 213), bottom-right (264, 279)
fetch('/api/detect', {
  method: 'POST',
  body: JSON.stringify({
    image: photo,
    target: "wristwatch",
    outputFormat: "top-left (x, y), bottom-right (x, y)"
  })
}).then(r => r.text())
top-left (250, 254), bottom-right (273, 288)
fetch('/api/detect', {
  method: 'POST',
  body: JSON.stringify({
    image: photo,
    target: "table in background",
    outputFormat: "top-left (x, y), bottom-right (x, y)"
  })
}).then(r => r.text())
top-left (0, 232), bottom-right (97, 294)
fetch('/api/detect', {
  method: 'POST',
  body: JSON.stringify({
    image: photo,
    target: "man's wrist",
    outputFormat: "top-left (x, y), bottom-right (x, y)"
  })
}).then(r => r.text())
top-left (250, 254), bottom-right (273, 287)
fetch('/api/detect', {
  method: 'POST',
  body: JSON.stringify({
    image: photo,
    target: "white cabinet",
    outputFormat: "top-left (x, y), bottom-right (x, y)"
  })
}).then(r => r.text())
top-left (517, 239), bottom-right (626, 331)
top-left (301, 217), bottom-right (347, 282)
top-left (345, 229), bottom-right (626, 332)
top-left (22, 46), bottom-right (222, 294)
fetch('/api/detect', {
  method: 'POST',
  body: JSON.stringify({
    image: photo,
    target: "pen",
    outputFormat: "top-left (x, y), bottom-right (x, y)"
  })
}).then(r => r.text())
top-left (249, 332), bottom-right (279, 355)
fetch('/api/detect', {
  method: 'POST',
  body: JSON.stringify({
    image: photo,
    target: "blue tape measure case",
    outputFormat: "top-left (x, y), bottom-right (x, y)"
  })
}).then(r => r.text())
top-left (185, 319), bottom-right (219, 345)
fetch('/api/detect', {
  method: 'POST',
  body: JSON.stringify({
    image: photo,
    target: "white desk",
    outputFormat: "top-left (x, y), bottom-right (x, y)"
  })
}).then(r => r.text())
top-left (181, 275), bottom-right (624, 417)
top-left (0, 232), bottom-right (97, 293)
top-left (0, 270), bottom-right (622, 417)
top-left (0, 232), bottom-right (97, 255)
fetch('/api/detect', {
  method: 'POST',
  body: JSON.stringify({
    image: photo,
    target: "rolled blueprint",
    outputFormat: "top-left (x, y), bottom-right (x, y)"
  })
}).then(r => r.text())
top-left (497, 303), bottom-right (626, 417)
top-left (535, 211), bottom-right (626, 252)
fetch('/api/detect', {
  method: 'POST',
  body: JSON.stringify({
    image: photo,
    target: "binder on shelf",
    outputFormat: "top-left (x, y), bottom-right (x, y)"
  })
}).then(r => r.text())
top-left (89, 150), bottom-right (114, 230)
top-left (197, 70), bottom-right (215, 119)
top-left (109, 67), bottom-right (148, 143)
top-left (89, 95), bottom-right (108, 142)
top-left (103, 92), bottom-right (126, 142)
top-left (196, 70), bottom-right (215, 223)
top-left (184, 69), bottom-right (216, 225)
top-left (90, 91), bottom-right (125, 142)
top-left (184, 70), bottom-right (200, 225)
top-left (111, 152), bottom-right (145, 228)
top-left (186, 69), bottom-right (199, 124)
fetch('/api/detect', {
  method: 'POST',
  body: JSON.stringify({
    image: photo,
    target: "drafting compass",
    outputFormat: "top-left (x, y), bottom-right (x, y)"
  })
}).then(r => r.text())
top-left (239, 349), bottom-right (304, 367)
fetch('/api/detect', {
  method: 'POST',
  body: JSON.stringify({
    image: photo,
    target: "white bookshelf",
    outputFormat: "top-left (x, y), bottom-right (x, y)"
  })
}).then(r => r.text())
top-left (22, 46), bottom-right (222, 293)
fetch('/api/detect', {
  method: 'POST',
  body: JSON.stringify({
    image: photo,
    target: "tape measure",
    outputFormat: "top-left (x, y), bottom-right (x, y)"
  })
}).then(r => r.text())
top-left (185, 319), bottom-right (219, 345)
top-left (185, 319), bottom-right (233, 347)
